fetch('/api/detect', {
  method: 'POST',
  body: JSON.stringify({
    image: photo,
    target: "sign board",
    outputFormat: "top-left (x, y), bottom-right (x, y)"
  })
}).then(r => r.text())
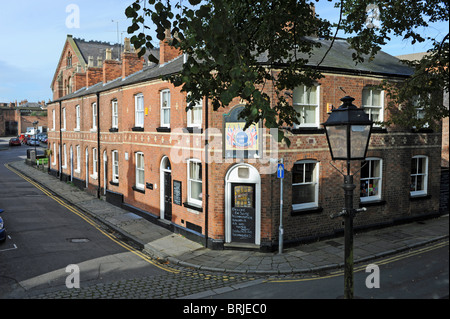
top-left (231, 207), bottom-right (255, 243)
top-left (173, 180), bottom-right (182, 206)
top-left (277, 163), bottom-right (284, 179)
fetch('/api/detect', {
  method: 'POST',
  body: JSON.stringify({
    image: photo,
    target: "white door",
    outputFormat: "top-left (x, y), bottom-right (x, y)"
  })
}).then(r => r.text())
top-left (85, 148), bottom-right (89, 188)
top-left (225, 164), bottom-right (261, 245)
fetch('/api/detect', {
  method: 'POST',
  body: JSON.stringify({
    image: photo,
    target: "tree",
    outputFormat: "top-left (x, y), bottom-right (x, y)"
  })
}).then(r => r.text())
top-left (125, 0), bottom-right (449, 143)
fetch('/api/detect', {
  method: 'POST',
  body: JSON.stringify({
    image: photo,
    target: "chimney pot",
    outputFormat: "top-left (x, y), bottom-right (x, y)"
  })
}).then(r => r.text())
top-left (105, 48), bottom-right (112, 60)
top-left (124, 38), bottom-right (131, 53)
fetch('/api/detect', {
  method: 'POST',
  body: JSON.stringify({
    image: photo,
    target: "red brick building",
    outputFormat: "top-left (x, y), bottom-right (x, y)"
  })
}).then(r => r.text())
top-left (46, 34), bottom-right (443, 251)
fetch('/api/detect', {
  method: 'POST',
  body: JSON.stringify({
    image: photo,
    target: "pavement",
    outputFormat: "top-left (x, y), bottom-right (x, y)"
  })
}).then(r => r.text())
top-left (6, 160), bottom-right (449, 275)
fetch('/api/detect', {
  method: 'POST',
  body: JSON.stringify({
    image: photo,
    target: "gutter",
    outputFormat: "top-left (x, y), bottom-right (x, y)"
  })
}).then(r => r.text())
top-left (96, 92), bottom-right (101, 199)
top-left (204, 95), bottom-right (209, 248)
top-left (59, 101), bottom-right (62, 181)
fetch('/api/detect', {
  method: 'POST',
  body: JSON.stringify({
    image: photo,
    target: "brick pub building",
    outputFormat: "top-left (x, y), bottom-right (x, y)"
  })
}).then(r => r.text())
top-left (46, 34), bottom-right (444, 251)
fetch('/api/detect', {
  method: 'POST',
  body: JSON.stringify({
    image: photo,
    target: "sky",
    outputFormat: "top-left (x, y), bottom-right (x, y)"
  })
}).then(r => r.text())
top-left (0, 0), bottom-right (448, 104)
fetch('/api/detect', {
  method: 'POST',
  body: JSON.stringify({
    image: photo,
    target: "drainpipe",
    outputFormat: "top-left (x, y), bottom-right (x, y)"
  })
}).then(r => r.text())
top-left (204, 96), bottom-right (209, 248)
top-left (96, 92), bottom-right (101, 199)
top-left (59, 101), bottom-right (62, 181)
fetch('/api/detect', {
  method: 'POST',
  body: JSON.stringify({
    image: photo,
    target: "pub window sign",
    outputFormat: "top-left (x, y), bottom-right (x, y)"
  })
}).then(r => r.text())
top-left (223, 105), bottom-right (261, 159)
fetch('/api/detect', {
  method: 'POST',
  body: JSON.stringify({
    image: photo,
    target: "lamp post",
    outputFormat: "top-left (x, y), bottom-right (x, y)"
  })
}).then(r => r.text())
top-left (322, 96), bottom-right (373, 299)
top-left (33, 121), bottom-right (39, 156)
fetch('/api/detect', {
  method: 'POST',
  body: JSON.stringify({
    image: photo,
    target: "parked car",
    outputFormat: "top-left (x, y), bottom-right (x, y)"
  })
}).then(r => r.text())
top-left (41, 137), bottom-right (48, 144)
top-left (0, 209), bottom-right (6, 243)
top-left (9, 137), bottom-right (21, 146)
top-left (37, 133), bottom-right (47, 141)
top-left (28, 138), bottom-right (40, 146)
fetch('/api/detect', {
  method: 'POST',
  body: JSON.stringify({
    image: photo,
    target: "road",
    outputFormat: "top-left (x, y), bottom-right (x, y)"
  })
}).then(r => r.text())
top-left (0, 137), bottom-right (448, 303)
top-left (0, 140), bottom-right (168, 298)
top-left (0, 139), bottom-right (254, 299)
top-left (207, 241), bottom-right (449, 299)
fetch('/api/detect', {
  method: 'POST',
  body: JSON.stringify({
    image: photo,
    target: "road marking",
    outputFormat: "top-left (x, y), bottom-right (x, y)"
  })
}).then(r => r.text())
top-left (267, 240), bottom-right (449, 283)
top-left (4, 163), bottom-right (180, 274)
top-left (0, 236), bottom-right (18, 252)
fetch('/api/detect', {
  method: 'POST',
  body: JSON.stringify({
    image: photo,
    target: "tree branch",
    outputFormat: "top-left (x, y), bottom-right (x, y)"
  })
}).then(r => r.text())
top-left (316, 0), bottom-right (343, 68)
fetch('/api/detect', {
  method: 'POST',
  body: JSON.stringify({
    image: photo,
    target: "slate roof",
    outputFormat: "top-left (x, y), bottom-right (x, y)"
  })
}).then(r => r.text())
top-left (257, 37), bottom-right (414, 77)
top-left (52, 37), bottom-right (413, 103)
top-left (53, 54), bottom-right (184, 103)
top-left (73, 37), bottom-right (160, 66)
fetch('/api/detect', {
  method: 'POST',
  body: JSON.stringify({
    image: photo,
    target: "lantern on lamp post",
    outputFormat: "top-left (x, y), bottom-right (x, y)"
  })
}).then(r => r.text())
top-left (322, 96), bottom-right (373, 299)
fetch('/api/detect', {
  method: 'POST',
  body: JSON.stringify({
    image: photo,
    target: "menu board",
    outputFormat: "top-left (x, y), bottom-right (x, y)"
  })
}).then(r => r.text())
top-left (173, 180), bottom-right (182, 206)
top-left (231, 207), bottom-right (255, 243)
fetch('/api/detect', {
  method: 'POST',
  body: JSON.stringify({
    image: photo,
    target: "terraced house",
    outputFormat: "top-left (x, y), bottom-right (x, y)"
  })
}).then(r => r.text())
top-left (46, 34), bottom-right (443, 251)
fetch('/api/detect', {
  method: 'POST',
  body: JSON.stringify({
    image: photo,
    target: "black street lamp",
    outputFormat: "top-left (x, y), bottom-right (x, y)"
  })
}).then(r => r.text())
top-left (33, 121), bottom-right (39, 158)
top-left (322, 96), bottom-right (373, 299)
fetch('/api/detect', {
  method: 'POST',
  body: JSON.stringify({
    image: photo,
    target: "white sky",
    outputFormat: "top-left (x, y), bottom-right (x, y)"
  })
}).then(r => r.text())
top-left (0, 0), bottom-right (448, 103)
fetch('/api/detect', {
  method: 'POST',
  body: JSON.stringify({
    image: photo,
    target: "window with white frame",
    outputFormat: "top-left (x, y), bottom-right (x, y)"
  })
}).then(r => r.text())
top-left (160, 89), bottom-right (171, 127)
top-left (135, 152), bottom-right (145, 190)
top-left (52, 109), bottom-right (56, 130)
top-left (92, 148), bottom-right (98, 177)
top-left (62, 144), bottom-right (67, 168)
top-left (293, 85), bottom-right (320, 128)
top-left (52, 143), bottom-right (57, 165)
top-left (75, 105), bottom-right (80, 130)
top-left (360, 158), bottom-right (382, 202)
top-left (362, 88), bottom-right (384, 125)
top-left (112, 99), bottom-right (119, 129)
top-left (187, 94), bottom-right (202, 128)
top-left (62, 107), bottom-right (66, 131)
top-left (135, 94), bottom-right (144, 128)
top-left (412, 95), bottom-right (429, 128)
top-left (112, 150), bottom-right (119, 183)
top-left (292, 160), bottom-right (319, 210)
top-left (76, 145), bottom-right (80, 172)
top-left (92, 103), bottom-right (97, 130)
top-left (410, 155), bottom-right (428, 196)
top-left (188, 159), bottom-right (202, 206)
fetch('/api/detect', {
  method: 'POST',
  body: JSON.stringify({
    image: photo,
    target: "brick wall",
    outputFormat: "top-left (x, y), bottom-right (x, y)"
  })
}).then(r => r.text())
top-left (47, 66), bottom-right (443, 250)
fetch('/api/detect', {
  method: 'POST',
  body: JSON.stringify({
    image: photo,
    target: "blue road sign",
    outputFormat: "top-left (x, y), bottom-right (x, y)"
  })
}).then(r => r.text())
top-left (277, 163), bottom-right (284, 178)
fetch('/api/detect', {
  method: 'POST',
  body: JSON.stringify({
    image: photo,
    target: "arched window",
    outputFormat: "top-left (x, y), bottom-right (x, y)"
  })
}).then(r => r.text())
top-left (67, 52), bottom-right (72, 67)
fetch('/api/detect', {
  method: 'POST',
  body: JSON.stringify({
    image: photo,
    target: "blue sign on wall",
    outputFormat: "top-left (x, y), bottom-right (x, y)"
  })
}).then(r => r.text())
top-left (277, 163), bottom-right (284, 179)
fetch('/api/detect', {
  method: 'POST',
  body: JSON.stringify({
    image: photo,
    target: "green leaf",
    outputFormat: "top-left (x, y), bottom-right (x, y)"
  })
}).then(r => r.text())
top-left (125, 6), bottom-right (137, 18)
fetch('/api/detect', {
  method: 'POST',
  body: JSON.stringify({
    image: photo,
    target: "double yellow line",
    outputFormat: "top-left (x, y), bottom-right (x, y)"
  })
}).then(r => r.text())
top-left (5, 163), bottom-right (179, 274)
top-left (268, 239), bottom-right (449, 283)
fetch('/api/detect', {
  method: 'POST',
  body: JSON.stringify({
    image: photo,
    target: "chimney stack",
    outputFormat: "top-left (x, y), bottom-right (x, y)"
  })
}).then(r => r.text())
top-left (86, 55), bottom-right (103, 87)
top-left (159, 29), bottom-right (182, 64)
top-left (121, 37), bottom-right (144, 79)
top-left (103, 48), bottom-right (122, 83)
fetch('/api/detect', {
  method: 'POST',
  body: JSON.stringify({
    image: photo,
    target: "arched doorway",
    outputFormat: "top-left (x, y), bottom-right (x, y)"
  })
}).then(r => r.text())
top-left (160, 156), bottom-right (172, 221)
top-left (225, 164), bottom-right (261, 245)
